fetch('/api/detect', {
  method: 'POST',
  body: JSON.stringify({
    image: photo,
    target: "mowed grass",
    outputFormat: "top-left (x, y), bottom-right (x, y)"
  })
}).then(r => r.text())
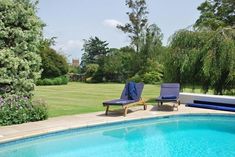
top-left (34, 82), bottom-right (161, 117)
top-left (34, 82), bottom-right (206, 117)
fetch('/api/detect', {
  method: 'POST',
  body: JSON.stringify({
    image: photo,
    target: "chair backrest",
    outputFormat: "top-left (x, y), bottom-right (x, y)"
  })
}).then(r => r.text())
top-left (160, 83), bottom-right (180, 97)
top-left (120, 82), bottom-right (144, 100)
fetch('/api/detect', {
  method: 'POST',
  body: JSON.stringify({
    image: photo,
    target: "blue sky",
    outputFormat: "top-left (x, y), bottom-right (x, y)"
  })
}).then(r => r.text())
top-left (37, 0), bottom-right (204, 61)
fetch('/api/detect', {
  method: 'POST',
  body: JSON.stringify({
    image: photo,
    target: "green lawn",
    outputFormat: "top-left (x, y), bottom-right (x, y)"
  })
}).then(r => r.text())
top-left (34, 82), bottom-right (161, 117)
top-left (34, 82), bottom-right (205, 117)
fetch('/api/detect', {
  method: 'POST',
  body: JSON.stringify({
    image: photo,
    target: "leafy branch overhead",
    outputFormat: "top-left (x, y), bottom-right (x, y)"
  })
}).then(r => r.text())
top-left (117, 0), bottom-right (149, 52)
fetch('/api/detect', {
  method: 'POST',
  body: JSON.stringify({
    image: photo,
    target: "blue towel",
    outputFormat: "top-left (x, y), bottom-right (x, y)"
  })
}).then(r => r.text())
top-left (125, 81), bottom-right (138, 100)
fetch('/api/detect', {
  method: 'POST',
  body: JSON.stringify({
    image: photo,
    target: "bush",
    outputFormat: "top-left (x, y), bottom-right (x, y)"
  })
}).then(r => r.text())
top-left (130, 74), bottom-right (142, 83)
top-left (0, 0), bottom-right (43, 97)
top-left (0, 96), bottom-right (48, 126)
top-left (39, 47), bottom-right (69, 79)
top-left (130, 71), bottom-right (162, 84)
top-left (36, 76), bottom-right (69, 86)
top-left (142, 71), bottom-right (162, 84)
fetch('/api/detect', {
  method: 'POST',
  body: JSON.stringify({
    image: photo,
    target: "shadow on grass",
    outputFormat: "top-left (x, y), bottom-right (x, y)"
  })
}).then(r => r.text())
top-left (145, 98), bottom-right (156, 105)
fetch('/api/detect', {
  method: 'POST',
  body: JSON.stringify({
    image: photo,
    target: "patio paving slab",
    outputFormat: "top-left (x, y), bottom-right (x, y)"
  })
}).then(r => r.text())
top-left (0, 104), bottom-right (235, 143)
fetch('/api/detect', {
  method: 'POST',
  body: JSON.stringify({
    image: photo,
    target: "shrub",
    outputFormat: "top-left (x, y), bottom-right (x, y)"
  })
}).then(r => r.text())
top-left (142, 71), bottom-right (162, 84)
top-left (39, 47), bottom-right (69, 79)
top-left (130, 71), bottom-right (162, 84)
top-left (0, 96), bottom-right (48, 126)
top-left (0, 0), bottom-right (43, 97)
top-left (36, 76), bottom-right (69, 86)
top-left (130, 74), bottom-right (142, 83)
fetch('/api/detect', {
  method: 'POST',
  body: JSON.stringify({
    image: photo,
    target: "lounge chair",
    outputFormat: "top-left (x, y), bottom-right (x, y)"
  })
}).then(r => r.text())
top-left (156, 83), bottom-right (180, 110)
top-left (103, 82), bottom-right (146, 116)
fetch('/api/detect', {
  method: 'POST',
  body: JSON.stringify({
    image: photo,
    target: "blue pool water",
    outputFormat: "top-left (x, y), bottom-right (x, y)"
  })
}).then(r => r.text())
top-left (1, 114), bottom-right (235, 157)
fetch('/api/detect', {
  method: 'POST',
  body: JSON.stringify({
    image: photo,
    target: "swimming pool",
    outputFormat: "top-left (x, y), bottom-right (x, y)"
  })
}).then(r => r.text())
top-left (1, 114), bottom-right (235, 157)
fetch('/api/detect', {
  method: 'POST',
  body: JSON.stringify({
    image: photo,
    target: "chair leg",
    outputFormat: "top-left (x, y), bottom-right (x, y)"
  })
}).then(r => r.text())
top-left (142, 99), bottom-right (147, 110)
top-left (124, 107), bottom-right (128, 117)
top-left (144, 103), bottom-right (147, 110)
top-left (178, 100), bottom-right (180, 106)
top-left (105, 106), bottom-right (109, 115)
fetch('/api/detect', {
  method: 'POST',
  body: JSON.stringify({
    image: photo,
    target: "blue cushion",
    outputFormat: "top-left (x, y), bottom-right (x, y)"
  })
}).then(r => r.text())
top-left (162, 96), bottom-right (177, 99)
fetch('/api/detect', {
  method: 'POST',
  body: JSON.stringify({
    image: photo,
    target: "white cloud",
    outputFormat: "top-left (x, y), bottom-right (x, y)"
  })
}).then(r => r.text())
top-left (53, 40), bottom-right (83, 54)
top-left (103, 19), bottom-right (123, 28)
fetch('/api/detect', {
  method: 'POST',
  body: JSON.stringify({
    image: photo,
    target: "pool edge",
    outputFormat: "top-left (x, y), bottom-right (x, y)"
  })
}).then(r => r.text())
top-left (1, 112), bottom-right (235, 145)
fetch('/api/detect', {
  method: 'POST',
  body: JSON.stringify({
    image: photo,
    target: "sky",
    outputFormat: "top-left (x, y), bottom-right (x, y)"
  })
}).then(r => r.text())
top-left (37, 0), bottom-right (204, 62)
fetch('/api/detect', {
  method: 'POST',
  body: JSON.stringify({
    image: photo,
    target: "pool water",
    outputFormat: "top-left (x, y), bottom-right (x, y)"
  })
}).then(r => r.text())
top-left (1, 114), bottom-right (235, 157)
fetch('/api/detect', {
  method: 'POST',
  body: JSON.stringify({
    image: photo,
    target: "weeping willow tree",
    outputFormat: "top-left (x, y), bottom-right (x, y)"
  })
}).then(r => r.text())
top-left (165, 27), bottom-right (235, 95)
top-left (164, 30), bottom-right (206, 89)
top-left (202, 27), bottom-right (235, 94)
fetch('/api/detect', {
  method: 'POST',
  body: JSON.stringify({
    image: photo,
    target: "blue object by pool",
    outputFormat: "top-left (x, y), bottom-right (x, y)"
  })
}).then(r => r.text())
top-left (162, 96), bottom-right (177, 99)
top-left (186, 100), bottom-right (235, 112)
top-left (1, 114), bottom-right (235, 157)
top-left (125, 81), bottom-right (138, 100)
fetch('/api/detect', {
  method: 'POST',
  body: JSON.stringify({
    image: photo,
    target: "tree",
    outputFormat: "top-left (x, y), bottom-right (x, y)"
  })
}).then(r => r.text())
top-left (165, 28), bottom-right (235, 94)
top-left (164, 30), bottom-right (206, 88)
top-left (103, 47), bottom-right (136, 82)
top-left (139, 24), bottom-right (163, 73)
top-left (0, 0), bottom-right (43, 97)
top-left (117, 0), bottom-right (148, 52)
top-left (81, 37), bottom-right (110, 67)
top-left (195, 0), bottom-right (235, 30)
top-left (81, 37), bottom-right (110, 82)
top-left (202, 27), bottom-right (235, 94)
top-left (39, 46), bottom-right (68, 79)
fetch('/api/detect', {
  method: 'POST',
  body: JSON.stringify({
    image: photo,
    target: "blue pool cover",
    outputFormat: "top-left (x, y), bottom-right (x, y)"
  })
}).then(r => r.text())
top-left (186, 103), bottom-right (235, 112)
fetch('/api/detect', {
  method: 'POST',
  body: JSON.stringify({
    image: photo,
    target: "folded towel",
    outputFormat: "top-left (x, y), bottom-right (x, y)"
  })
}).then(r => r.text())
top-left (125, 81), bottom-right (138, 100)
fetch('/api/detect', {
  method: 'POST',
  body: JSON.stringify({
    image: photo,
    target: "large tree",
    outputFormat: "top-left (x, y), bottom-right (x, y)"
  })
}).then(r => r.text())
top-left (117, 0), bottom-right (148, 52)
top-left (81, 37), bottom-right (110, 67)
top-left (195, 0), bottom-right (235, 30)
top-left (165, 28), bottom-right (235, 94)
top-left (0, 0), bottom-right (44, 97)
top-left (81, 37), bottom-right (110, 82)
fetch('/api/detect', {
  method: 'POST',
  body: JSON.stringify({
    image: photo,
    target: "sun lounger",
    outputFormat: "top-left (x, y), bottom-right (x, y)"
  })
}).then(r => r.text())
top-left (156, 83), bottom-right (180, 110)
top-left (103, 82), bottom-right (146, 116)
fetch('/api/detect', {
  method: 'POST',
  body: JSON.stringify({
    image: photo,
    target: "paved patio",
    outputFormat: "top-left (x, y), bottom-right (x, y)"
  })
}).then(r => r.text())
top-left (0, 104), bottom-right (235, 143)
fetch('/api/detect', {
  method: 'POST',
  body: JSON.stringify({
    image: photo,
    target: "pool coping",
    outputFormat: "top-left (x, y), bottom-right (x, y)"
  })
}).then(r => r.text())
top-left (1, 112), bottom-right (235, 147)
top-left (0, 105), bottom-right (235, 144)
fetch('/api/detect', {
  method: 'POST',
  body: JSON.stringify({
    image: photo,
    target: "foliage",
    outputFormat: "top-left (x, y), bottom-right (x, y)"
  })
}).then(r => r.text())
top-left (81, 37), bottom-right (110, 67)
top-left (117, 0), bottom-right (149, 52)
top-left (0, 95), bottom-right (48, 126)
top-left (201, 27), bottom-right (235, 94)
top-left (164, 30), bottom-right (206, 85)
top-left (0, 0), bottom-right (44, 97)
top-left (68, 65), bottom-right (81, 74)
top-left (165, 27), bottom-right (235, 94)
top-left (84, 64), bottom-right (99, 77)
top-left (130, 63), bottom-right (163, 84)
top-left (81, 37), bottom-right (111, 82)
top-left (138, 24), bottom-right (163, 74)
top-left (39, 46), bottom-right (69, 79)
top-left (103, 47), bottom-right (136, 82)
top-left (36, 76), bottom-right (69, 86)
top-left (195, 0), bottom-right (235, 30)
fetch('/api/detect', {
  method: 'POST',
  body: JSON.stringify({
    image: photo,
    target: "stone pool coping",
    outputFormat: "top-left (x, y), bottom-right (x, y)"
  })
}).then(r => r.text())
top-left (0, 104), bottom-right (235, 144)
